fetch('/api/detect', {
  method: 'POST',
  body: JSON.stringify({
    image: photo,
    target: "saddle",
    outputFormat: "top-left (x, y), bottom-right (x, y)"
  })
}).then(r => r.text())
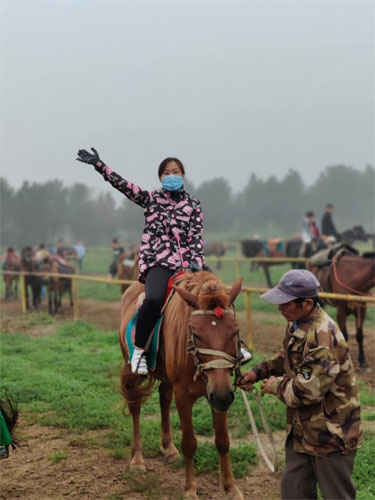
top-left (263, 239), bottom-right (284, 257)
top-left (309, 243), bottom-right (358, 268)
top-left (309, 244), bottom-right (359, 306)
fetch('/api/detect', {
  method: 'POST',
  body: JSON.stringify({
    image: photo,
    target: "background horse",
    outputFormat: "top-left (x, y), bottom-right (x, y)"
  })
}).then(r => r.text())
top-left (204, 241), bottom-right (226, 269)
top-left (40, 255), bottom-right (75, 314)
top-left (2, 249), bottom-right (21, 300)
top-left (21, 247), bottom-right (42, 310)
top-left (117, 251), bottom-right (139, 294)
top-left (310, 250), bottom-right (375, 370)
top-left (241, 237), bottom-right (326, 286)
top-left (119, 272), bottom-right (244, 500)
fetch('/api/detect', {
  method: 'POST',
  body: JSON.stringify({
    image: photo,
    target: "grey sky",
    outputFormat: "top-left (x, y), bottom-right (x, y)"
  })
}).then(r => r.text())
top-left (1, 0), bottom-right (374, 205)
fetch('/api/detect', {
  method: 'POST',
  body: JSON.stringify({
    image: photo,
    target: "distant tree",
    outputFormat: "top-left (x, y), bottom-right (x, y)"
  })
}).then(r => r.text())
top-left (196, 178), bottom-right (233, 232)
top-left (66, 183), bottom-right (97, 244)
top-left (0, 177), bottom-right (16, 245)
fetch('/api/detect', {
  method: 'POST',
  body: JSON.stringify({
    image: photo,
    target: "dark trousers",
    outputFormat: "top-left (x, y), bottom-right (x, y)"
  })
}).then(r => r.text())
top-left (281, 437), bottom-right (357, 500)
top-left (134, 266), bottom-right (174, 349)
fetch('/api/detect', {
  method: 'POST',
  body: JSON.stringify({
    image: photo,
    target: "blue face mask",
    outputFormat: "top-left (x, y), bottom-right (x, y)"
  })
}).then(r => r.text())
top-left (162, 175), bottom-right (183, 191)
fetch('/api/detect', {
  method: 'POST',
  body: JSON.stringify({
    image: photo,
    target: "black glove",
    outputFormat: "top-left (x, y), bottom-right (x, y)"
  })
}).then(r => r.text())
top-left (76, 147), bottom-right (102, 166)
top-left (188, 262), bottom-right (201, 273)
top-left (202, 264), bottom-right (213, 273)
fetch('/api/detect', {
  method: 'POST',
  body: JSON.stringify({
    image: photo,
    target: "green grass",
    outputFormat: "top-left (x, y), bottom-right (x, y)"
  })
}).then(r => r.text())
top-left (48, 451), bottom-right (68, 464)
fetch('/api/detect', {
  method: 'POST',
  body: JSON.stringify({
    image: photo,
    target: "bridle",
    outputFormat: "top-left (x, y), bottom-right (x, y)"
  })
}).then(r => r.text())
top-left (186, 307), bottom-right (246, 384)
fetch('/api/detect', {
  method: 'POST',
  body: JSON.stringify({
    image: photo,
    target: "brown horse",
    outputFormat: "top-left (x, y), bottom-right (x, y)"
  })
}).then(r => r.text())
top-left (119, 272), bottom-right (244, 500)
top-left (40, 255), bottom-right (75, 314)
top-left (117, 251), bottom-right (139, 294)
top-left (2, 249), bottom-right (21, 300)
top-left (21, 247), bottom-right (42, 310)
top-left (310, 251), bottom-right (375, 370)
top-left (204, 241), bottom-right (226, 270)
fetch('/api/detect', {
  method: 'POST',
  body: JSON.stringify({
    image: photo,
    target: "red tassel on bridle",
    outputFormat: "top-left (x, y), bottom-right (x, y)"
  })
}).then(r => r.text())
top-left (214, 306), bottom-right (225, 319)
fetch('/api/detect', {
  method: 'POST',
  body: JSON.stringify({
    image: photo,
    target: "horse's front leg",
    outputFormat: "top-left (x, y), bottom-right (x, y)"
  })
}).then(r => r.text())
top-left (174, 388), bottom-right (198, 499)
top-left (159, 381), bottom-right (179, 462)
top-left (356, 305), bottom-right (368, 370)
top-left (212, 409), bottom-right (244, 500)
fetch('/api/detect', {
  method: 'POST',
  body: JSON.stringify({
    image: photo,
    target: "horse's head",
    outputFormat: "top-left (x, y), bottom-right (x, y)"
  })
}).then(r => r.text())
top-left (21, 246), bottom-right (36, 266)
top-left (175, 277), bottom-right (243, 412)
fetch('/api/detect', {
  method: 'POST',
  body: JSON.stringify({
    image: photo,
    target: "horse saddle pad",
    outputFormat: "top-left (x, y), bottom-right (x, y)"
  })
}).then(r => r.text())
top-left (125, 313), bottom-right (163, 371)
top-left (125, 270), bottom-right (187, 371)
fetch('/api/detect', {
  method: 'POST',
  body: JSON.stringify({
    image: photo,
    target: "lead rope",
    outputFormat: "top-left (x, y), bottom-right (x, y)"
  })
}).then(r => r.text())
top-left (240, 388), bottom-right (279, 473)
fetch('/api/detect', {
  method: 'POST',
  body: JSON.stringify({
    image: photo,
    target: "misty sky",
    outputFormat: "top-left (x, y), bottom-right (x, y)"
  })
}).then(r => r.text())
top-left (1, 0), bottom-right (374, 204)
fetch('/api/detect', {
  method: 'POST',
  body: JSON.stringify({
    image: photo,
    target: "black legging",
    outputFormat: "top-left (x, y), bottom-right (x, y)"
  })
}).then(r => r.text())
top-left (135, 266), bottom-right (175, 348)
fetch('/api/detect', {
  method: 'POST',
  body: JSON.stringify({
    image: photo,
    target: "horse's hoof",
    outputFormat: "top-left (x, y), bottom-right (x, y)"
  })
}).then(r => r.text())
top-left (129, 462), bottom-right (146, 473)
top-left (160, 445), bottom-right (180, 463)
top-left (225, 487), bottom-right (245, 500)
top-left (183, 490), bottom-right (198, 500)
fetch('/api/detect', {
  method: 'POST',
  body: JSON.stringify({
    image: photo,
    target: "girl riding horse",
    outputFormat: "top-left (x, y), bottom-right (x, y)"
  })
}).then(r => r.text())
top-left (77, 148), bottom-right (250, 374)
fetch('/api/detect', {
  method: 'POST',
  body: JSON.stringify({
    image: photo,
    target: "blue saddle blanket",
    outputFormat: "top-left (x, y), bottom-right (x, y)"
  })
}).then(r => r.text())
top-left (125, 312), bottom-right (163, 371)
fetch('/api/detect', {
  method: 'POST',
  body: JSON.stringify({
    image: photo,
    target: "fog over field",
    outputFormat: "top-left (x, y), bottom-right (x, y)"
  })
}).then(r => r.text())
top-left (1, 0), bottom-right (374, 205)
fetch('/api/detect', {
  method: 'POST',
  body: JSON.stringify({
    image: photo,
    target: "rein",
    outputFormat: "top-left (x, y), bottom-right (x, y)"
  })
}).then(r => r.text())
top-left (186, 308), bottom-right (245, 383)
top-left (332, 257), bottom-right (369, 297)
top-left (185, 305), bottom-right (279, 473)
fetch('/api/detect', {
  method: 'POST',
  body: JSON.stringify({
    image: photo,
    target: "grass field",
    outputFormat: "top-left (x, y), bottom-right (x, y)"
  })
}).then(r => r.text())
top-left (1, 314), bottom-right (374, 499)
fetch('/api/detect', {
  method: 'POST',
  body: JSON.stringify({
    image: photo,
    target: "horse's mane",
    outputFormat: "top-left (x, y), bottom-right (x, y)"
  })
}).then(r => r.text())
top-left (164, 271), bottom-right (230, 367)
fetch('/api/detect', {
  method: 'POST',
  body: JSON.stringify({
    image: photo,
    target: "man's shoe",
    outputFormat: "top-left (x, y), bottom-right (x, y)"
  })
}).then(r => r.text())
top-left (240, 347), bottom-right (252, 365)
top-left (131, 349), bottom-right (148, 375)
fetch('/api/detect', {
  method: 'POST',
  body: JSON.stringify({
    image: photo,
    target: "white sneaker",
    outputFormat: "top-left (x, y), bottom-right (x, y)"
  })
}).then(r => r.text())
top-left (131, 349), bottom-right (148, 375)
top-left (240, 347), bottom-right (252, 365)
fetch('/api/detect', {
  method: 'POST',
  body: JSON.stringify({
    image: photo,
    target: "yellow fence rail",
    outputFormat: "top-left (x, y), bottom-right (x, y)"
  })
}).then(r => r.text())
top-left (2, 270), bottom-right (374, 350)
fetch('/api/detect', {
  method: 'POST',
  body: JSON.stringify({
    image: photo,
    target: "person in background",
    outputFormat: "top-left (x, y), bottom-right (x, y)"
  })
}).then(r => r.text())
top-left (35, 244), bottom-right (50, 264)
top-left (301, 211), bottom-right (320, 258)
top-left (56, 238), bottom-right (65, 257)
top-left (321, 203), bottom-right (340, 241)
top-left (74, 240), bottom-right (86, 272)
top-left (108, 237), bottom-right (125, 281)
top-left (35, 244), bottom-right (51, 299)
top-left (238, 270), bottom-right (362, 500)
top-left (77, 147), bottom-right (250, 375)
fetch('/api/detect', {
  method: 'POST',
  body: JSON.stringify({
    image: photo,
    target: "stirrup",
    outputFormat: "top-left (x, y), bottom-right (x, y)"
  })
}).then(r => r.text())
top-left (131, 350), bottom-right (148, 375)
top-left (240, 347), bottom-right (252, 365)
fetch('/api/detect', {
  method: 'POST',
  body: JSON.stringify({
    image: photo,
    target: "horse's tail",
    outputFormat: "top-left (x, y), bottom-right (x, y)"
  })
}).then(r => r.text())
top-left (120, 363), bottom-right (156, 416)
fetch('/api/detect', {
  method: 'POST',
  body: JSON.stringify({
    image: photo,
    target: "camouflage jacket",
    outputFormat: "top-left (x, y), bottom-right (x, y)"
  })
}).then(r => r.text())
top-left (252, 306), bottom-right (362, 456)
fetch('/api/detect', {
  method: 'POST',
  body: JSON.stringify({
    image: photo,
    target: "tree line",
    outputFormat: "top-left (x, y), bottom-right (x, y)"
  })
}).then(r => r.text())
top-left (1, 164), bottom-right (373, 247)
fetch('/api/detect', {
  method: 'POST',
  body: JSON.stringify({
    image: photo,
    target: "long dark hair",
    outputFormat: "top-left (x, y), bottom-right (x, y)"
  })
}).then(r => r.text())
top-left (158, 158), bottom-right (185, 178)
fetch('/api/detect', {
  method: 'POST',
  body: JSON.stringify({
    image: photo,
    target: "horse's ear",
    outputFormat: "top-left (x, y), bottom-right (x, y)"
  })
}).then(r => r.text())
top-left (228, 278), bottom-right (243, 304)
top-left (173, 286), bottom-right (199, 308)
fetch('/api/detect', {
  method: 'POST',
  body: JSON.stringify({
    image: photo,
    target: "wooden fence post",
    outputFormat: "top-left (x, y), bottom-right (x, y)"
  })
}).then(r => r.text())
top-left (235, 259), bottom-right (241, 279)
top-left (73, 277), bottom-right (79, 320)
top-left (21, 274), bottom-right (27, 313)
top-left (244, 290), bottom-right (254, 350)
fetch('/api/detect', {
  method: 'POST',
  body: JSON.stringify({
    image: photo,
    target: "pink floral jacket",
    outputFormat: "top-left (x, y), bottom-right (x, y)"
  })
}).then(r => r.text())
top-left (94, 163), bottom-right (206, 282)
